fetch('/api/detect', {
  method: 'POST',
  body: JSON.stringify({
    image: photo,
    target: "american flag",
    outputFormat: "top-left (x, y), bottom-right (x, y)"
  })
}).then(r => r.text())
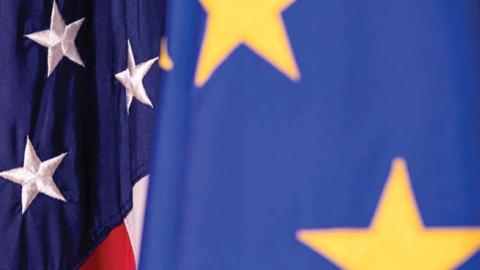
top-left (0, 0), bottom-right (169, 268)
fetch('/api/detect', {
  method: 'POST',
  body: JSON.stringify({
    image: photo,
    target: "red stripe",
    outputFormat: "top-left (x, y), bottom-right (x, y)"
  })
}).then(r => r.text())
top-left (80, 223), bottom-right (136, 270)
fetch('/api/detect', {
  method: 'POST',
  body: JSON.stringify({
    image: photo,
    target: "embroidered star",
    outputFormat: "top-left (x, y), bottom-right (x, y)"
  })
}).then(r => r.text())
top-left (194, 0), bottom-right (300, 87)
top-left (25, 0), bottom-right (85, 77)
top-left (115, 40), bottom-right (158, 113)
top-left (297, 158), bottom-right (480, 270)
top-left (0, 137), bottom-right (67, 214)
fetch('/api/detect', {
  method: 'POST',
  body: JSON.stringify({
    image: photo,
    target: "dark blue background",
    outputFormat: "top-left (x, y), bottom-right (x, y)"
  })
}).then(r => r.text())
top-left (142, 0), bottom-right (480, 269)
top-left (0, 0), bottom-right (165, 268)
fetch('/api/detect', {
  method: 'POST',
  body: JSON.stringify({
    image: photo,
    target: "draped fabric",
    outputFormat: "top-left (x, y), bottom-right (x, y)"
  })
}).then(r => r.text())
top-left (0, 0), bottom-right (165, 268)
top-left (141, 0), bottom-right (480, 269)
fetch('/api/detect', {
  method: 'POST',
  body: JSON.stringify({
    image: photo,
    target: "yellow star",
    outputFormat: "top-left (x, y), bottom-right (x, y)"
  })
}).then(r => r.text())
top-left (297, 158), bottom-right (480, 270)
top-left (194, 0), bottom-right (300, 87)
top-left (159, 37), bottom-right (174, 71)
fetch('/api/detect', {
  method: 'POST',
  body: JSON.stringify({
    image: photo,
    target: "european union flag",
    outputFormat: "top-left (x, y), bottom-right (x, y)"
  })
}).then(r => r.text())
top-left (141, 0), bottom-right (480, 269)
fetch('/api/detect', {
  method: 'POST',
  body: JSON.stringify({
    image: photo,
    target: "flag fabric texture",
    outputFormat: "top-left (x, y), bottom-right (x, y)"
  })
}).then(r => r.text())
top-left (0, 0), bottom-right (166, 269)
top-left (141, 0), bottom-right (480, 269)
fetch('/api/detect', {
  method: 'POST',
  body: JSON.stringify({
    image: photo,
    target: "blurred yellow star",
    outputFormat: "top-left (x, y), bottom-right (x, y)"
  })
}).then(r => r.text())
top-left (159, 37), bottom-right (174, 71)
top-left (194, 0), bottom-right (300, 87)
top-left (297, 158), bottom-right (480, 270)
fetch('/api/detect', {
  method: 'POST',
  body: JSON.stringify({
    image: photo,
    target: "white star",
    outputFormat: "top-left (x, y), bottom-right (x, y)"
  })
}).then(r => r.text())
top-left (0, 137), bottom-right (68, 214)
top-left (115, 40), bottom-right (158, 113)
top-left (25, 0), bottom-right (85, 77)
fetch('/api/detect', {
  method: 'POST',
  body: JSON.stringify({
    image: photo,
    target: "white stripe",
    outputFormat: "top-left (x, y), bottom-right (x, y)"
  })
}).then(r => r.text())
top-left (124, 175), bottom-right (150, 269)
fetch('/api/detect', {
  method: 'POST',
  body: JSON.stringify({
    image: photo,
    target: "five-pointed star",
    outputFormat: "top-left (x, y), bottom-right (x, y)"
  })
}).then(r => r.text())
top-left (0, 137), bottom-right (67, 214)
top-left (297, 158), bottom-right (480, 270)
top-left (115, 40), bottom-right (158, 113)
top-left (25, 0), bottom-right (85, 77)
top-left (194, 0), bottom-right (300, 87)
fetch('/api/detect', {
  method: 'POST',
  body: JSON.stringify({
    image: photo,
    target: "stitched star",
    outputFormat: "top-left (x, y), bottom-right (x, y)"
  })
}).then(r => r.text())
top-left (194, 0), bottom-right (300, 87)
top-left (115, 40), bottom-right (158, 113)
top-left (25, 0), bottom-right (85, 77)
top-left (0, 137), bottom-right (68, 214)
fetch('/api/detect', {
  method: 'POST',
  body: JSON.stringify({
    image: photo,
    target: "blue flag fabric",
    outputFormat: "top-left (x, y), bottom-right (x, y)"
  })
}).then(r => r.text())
top-left (141, 0), bottom-right (480, 269)
top-left (0, 0), bottom-right (165, 268)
